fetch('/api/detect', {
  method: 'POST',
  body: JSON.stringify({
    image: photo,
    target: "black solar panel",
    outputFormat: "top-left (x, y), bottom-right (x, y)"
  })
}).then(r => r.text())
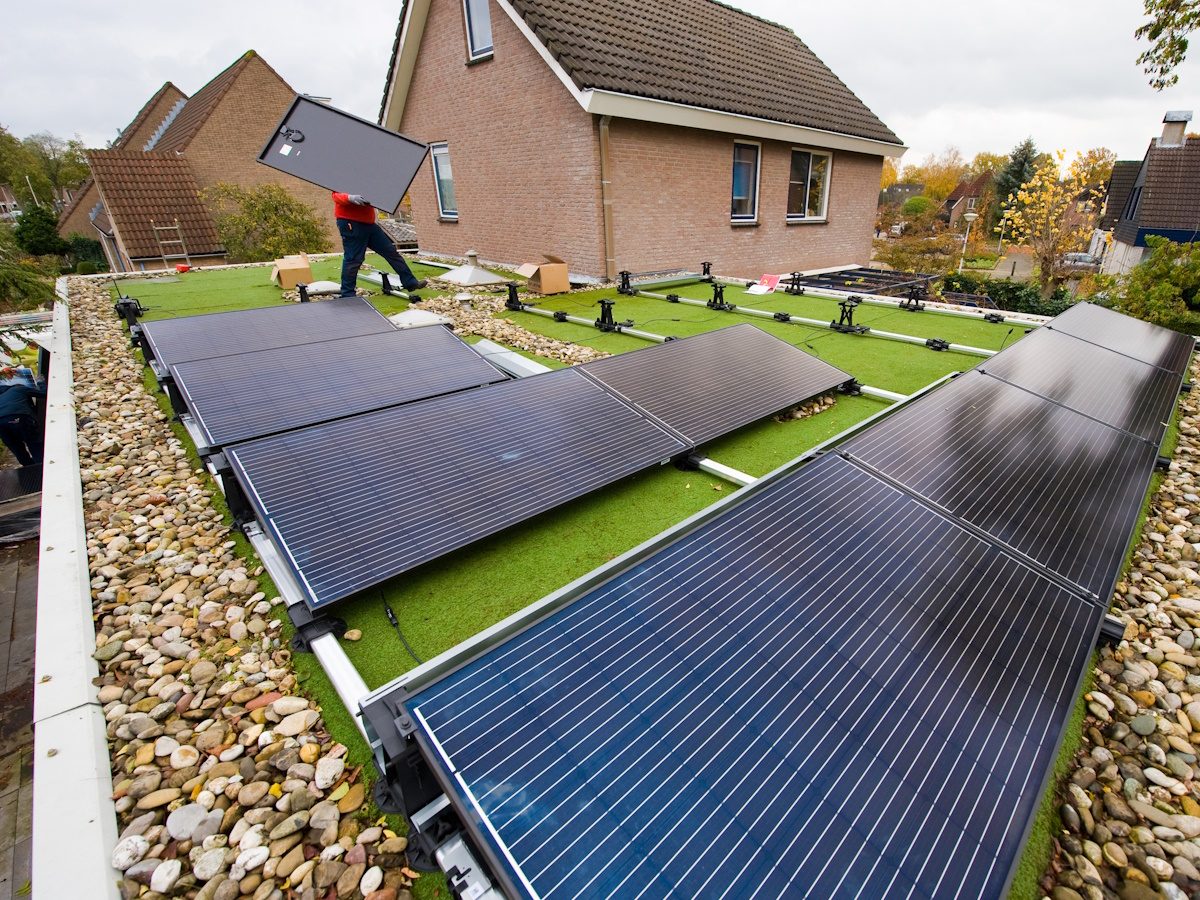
top-left (403, 455), bottom-right (1099, 900)
top-left (979, 326), bottom-right (1181, 442)
top-left (580, 324), bottom-right (851, 445)
top-left (1048, 301), bottom-right (1195, 375)
top-left (227, 368), bottom-right (689, 609)
top-left (140, 298), bottom-right (394, 369)
top-left (172, 326), bottom-right (507, 447)
top-left (842, 371), bottom-right (1159, 598)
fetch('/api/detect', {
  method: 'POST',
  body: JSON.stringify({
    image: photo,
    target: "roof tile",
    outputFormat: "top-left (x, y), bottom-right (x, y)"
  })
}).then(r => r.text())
top-left (154, 53), bottom-right (253, 153)
top-left (1100, 160), bottom-right (1140, 231)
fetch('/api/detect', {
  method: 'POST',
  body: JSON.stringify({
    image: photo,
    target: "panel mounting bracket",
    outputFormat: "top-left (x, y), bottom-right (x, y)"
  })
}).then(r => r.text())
top-left (926, 338), bottom-right (950, 352)
top-left (708, 283), bottom-right (735, 311)
top-left (783, 272), bottom-right (806, 296)
top-left (287, 602), bottom-right (348, 655)
top-left (617, 271), bottom-right (635, 295)
top-left (1097, 614), bottom-right (1128, 646)
top-left (985, 312), bottom-right (1006, 324)
top-left (505, 283), bottom-right (530, 312)
top-left (898, 286), bottom-right (925, 312)
top-left (830, 297), bottom-right (869, 334)
top-left (701, 261), bottom-right (713, 281)
top-left (838, 379), bottom-right (862, 396)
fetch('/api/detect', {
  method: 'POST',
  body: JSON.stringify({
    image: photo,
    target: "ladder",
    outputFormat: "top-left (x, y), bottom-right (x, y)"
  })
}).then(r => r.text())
top-left (151, 217), bottom-right (191, 269)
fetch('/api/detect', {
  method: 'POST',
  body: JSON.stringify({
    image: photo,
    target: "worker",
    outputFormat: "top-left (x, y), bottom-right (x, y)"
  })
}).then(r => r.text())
top-left (0, 368), bottom-right (44, 467)
top-left (332, 192), bottom-right (427, 298)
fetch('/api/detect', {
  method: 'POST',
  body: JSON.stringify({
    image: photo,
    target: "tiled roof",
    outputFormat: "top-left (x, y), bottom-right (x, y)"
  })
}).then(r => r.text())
top-left (57, 175), bottom-right (94, 224)
top-left (1115, 141), bottom-right (1200, 245)
top-left (380, 0), bottom-right (410, 124)
top-left (944, 172), bottom-right (993, 207)
top-left (379, 218), bottom-right (418, 247)
top-left (506, 0), bottom-right (901, 145)
top-left (1100, 160), bottom-right (1142, 230)
top-left (86, 150), bottom-right (222, 259)
top-left (113, 82), bottom-right (188, 149)
top-left (154, 53), bottom-right (253, 153)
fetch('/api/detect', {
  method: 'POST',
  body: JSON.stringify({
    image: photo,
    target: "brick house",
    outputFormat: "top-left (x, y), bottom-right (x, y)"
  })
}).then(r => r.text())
top-left (1102, 111), bottom-right (1200, 276)
top-left (379, 0), bottom-right (905, 281)
top-left (57, 52), bottom-right (339, 271)
top-left (940, 172), bottom-right (994, 229)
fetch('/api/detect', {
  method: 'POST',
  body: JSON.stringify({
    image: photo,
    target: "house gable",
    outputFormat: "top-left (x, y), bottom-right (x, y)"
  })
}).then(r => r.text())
top-left (113, 82), bottom-right (189, 151)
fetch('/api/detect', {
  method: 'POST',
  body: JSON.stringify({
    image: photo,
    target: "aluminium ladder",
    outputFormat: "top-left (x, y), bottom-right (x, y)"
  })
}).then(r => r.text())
top-left (151, 218), bottom-right (191, 269)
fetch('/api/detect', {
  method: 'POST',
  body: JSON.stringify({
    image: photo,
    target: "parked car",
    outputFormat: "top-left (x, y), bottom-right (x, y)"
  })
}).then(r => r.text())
top-left (1059, 252), bottom-right (1101, 273)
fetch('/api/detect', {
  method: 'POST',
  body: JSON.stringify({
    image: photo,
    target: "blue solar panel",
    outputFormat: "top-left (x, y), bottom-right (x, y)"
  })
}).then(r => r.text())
top-left (226, 368), bottom-right (689, 609)
top-left (404, 455), bottom-right (1099, 900)
top-left (172, 326), bottom-right (507, 447)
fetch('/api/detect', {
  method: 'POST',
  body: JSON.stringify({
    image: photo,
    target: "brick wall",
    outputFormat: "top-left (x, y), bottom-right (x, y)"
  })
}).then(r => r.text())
top-left (399, 0), bottom-right (606, 274)
top-left (184, 56), bottom-right (340, 249)
top-left (58, 181), bottom-right (101, 239)
top-left (606, 120), bottom-right (883, 279)
top-left (121, 86), bottom-right (188, 151)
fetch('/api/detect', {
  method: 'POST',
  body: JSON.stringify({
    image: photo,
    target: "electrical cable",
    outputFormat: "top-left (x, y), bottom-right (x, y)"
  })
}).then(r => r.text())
top-left (999, 328), bottom-right (1015, 352)
top-left (382, 592), bottom-right (423, 664)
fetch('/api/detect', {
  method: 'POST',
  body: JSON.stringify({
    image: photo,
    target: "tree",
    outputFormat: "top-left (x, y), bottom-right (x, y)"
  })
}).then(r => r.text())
top-left (873, 196), bottom-right (958, 274)
top-left (22, 132), bottom-right (89, 203)
top-left (1136, 0), bottom-right (1200, 89)
top-left (0, 223), bottom-right (54, 310)
top-left (880, 157), bottom-right (900, 190)
top-left (996, 138), bottom-right (1040, 205)
top-left (901, 195), bottom-right (934, 217)
top-left (1007, 151), bottom-right (1099, 296)
top-left (899, 147), bottom-right (968, 202)
top-left (0, 125), bottom-right (51, 209)
top-left (969, 152), bottom-right (1009, 180)
top-left (202, 182), bottom-right (332, 263)
top-left (12, 205), bottom-right (69, 257)
top-left (1075, 147), bottom-right (1118, 187)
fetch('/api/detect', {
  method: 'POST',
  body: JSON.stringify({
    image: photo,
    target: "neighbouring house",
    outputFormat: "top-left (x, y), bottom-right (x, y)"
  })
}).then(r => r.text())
top-left (940, 172), bottom-right (993, 229)
top-left (1102, 110), bottom-right (1200, 276)
top-left (0, 185), bottom-right (19, 221)
top-left (379, 0), bottom-right (905, 281)
top-left (1089, 159), bottom-right (1142, 260)
top-left (878, 183), bottom-right (924, 207)
top-left (57, 52), bottom-right (340, 272)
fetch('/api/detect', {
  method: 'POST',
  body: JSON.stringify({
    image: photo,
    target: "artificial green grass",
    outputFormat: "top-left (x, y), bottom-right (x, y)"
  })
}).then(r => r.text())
top-left (124, 254), bottom-right (449, 321)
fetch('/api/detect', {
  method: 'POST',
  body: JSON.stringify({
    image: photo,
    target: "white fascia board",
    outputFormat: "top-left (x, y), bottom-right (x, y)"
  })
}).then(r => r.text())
top-left (493, 0), bottom-right (587, 105)
top-left (583, 90), bottom-right (906, 158)
top-left (382, 0), bottom-right (433, 132)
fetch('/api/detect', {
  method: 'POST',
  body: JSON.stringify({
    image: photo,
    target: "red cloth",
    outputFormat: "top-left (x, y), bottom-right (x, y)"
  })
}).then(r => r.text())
top-left (332, 192), bottom-right (376, 224)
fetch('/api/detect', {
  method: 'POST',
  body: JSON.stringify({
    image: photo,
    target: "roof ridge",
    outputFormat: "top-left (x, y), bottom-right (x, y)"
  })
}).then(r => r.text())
top-left (154, 51), bottom-right (255, 153)
top-left (113, 81), bottom-right (188, 149)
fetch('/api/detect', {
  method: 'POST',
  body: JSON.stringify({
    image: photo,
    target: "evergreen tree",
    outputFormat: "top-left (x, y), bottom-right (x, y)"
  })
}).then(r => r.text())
top-left (996, 138), bottom-right (1039, 205)
top-left (12, 205), bottom-right (69, 257)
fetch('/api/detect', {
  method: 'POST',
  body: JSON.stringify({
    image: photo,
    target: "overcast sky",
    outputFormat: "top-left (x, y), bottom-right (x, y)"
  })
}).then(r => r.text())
top-left (3, 0), bottom-right (1198, 167)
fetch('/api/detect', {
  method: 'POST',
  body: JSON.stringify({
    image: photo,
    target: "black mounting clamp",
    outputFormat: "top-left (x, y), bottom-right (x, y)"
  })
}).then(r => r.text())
top-left (926, 338), bottom-right (950, 352)
top-left (379, 272), bottom-right (397, 297)
top-left (838, 379), bottom-right (862, 396)
top-left (505, 283), bottom-right (528, 312)
top-left (784, 273), bottom-right (806, 296)
top-left (984, 312), bottom-right (1006, 324)
top-left (1157, 456), bottom-right (1173, 472)
top-left (287, 603), bottom-right (348, 655)
top-left (666, 293), bottom-right (680, 303)
top-left (113, 296), bottom-right (145, 327)
top-left (830, 297), bottom-right (869, 334)
top-left (617, 271), bottom-right (634, 295)
top-left (1098, 614), bottom-right (1128, 646)
top-left (773, 311), bottom-right (791, 323)
top-left (708, 283), bottom-right (735, 311)
top-left (553, 310), bottom-right (568, 322)
top-left (898, 286), bottom-right (925, 312)
top-left (1181, 382), bottom-right (1194, 394)
top-left (702, 261), bottom-right (713, 281)
top-left (297, 283), bottom-right (311, 303)
top-left (596, 298), bottom-right (618, 332)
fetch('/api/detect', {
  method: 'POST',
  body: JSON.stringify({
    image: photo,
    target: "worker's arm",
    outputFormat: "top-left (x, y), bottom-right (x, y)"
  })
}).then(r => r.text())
top-left (332, 192), bottom-right (370, 205)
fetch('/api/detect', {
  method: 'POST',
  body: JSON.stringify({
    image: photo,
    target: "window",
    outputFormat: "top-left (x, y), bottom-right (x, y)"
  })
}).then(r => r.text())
top-left (731, 142), bottom-right (760, 222)
top-left (463, 0), bottom-right (493, 59)
top-left (432, 144), bottom-right (458, 219)
top-left (787, 149), bottom-right (830, 220)
top-left (966, 197), bottom-right (976, 210)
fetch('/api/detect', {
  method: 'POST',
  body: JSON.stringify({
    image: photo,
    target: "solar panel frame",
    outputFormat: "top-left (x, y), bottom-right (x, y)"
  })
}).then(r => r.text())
top-left (841, 370), bottom-right (1163, 599)
top-left (400, 454), bottom-right (1102, 900)
top-left (978, 327), bottom-right (1181, 442)
top-left (140, 297), bottom-right (395, 369)
top-left (1046, 301), bottom-right (1195, 375)
top-left (171, 325), bottom-right (508, 447)
top-left (579, 323), bottom-right (852, 446)
top-left (226, 367), bottom-right (690, 610)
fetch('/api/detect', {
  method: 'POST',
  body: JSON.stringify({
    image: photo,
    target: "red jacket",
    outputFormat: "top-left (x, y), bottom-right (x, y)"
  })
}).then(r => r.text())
top-left (332, 192), bottom-right (376, 224)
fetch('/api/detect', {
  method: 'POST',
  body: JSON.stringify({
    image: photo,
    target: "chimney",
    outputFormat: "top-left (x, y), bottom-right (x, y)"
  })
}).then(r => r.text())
top-left (1161, 110), bottom-right (1193, 147)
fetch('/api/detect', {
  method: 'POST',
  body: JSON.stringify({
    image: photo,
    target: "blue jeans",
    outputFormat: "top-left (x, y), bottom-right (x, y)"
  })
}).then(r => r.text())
top-left (337, 219), bottom-right (419, 296)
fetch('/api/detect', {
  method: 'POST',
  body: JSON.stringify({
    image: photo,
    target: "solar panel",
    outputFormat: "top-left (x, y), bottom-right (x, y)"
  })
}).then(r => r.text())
top-left (580, 324), bottom-right (851, 445)
top-left (979, 326), bottom-right (1181, 442)
top-left (140, 298), bottom-right (394, 369)
top-left (172, 326), bottom-right (507, 447)
top-left (1047, 301), bottom-right (1195, 375)
top-left (403, 454), bottom-right (1099, 900)
top-left (227, 368), bottom-right (689, 609)
top-left (841, 371), bottom-right (1159, 597)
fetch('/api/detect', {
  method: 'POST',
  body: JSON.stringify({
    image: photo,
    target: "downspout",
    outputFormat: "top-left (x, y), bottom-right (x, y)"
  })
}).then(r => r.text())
top-left (598, 115), bottom-right (617, 282)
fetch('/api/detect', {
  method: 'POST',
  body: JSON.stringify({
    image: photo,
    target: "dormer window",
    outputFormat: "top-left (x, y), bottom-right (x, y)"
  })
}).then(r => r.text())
top-left (464, 0), bottom-right (493, 60)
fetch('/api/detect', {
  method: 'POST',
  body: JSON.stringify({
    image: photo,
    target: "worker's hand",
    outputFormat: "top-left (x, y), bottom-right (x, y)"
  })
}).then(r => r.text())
top-left (348, 194), bottom-right (370, 206)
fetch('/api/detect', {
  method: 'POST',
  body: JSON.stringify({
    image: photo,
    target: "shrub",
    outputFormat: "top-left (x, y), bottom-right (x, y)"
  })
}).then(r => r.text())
top-left (76, 261), bottom-right (97, 275)
top-left (68, 233), bottom-right (105, 266)
top-left (941, 272), bottom-right (1071, 316)
top-left (901, 195), bottom-right (934, 217)
top-left (12, 205), bottom-right (69, 257)
top-left (0, 223), bottom-right (54, 310)
top-left (1098, 236), bottom-right (1200, 332)
top-left (203, 182), bottom-right (332, 263)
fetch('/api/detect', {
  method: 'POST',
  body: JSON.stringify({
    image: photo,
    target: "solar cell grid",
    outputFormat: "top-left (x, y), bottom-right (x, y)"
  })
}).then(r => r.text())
top-left (172, 326), bottom-right (507, 447)
top-left (140, 297), bottom-right (393, 368)
top-left (842, 370), bottom-right (1160, 598)
top-left (406, 455), bottom-right (1098, 900)
top-left (579, 324), bottom-right (851, 445)
top-left (227, 367), bottom-right (689, 609)
top-left (979, 326), bottom-right (1180, 442)
top-left (1047, 301), bottom-right (1195, 376)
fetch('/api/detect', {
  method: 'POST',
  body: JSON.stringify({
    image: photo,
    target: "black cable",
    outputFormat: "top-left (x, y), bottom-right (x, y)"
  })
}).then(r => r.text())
top-left (382, 593), bottom-right (423, 664)
top-left (999, 328), bottom-right (1015, 352)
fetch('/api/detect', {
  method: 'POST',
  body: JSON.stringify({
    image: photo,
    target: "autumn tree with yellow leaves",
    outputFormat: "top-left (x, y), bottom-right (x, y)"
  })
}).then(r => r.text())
top-left (1007, 151), bottom-right (1100, 297)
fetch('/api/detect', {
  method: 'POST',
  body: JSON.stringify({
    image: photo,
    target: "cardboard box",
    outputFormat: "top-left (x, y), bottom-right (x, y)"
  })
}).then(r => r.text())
top-left (523, 255), bottom-right (571, 295)
top-left (270, 253), bottom-right (312, 290)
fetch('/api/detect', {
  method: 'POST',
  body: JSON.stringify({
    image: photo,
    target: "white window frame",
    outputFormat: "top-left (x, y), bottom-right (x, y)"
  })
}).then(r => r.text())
top-left (786, 147), bottom-right (832, 223)
top-left (431, 143), bottom-right (458, 220)
top-left (462, 0), bottom-right (494, 61)
top-left (731, 140), bottom-right (762, 224)
top-left (966, 197), bottom-right (976, 210)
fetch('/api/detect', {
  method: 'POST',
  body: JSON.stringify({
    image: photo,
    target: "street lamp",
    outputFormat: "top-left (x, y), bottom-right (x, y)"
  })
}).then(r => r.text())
top-left (958, 211), bottom-right (979, 274)
top-left (996, 208), bottom-right (1012, 255)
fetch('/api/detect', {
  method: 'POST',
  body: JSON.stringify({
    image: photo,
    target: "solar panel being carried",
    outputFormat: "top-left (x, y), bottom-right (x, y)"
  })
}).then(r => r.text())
top-left (172, 326), bottom-right (507, 447)
top-left (580, 323), bottom-right (851, 445)
top-left (1047, 301), bottom-right (1195, 375)
top-left (140, 297), bottom-right (394, 369)
top-left (397, 455), bottom-right (1097, 900)
top-left (227, 368), bottom-right (690, 609)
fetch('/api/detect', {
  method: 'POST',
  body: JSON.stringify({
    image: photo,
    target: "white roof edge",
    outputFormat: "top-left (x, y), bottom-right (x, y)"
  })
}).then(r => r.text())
top-left (494, 0), bottom-right (587, 104)
top-left (381, 0), bottom-right (430, 131)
